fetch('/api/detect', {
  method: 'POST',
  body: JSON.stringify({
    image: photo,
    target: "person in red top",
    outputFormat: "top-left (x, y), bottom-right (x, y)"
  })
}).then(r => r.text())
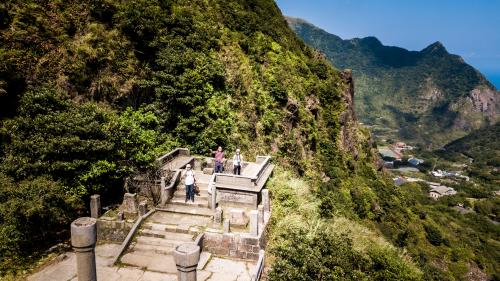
top-left (213, 146), bottom-right (225, 173)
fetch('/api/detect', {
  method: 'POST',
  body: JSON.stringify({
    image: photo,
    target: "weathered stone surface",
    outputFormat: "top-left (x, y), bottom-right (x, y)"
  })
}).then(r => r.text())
top-left (215, 207), bottom-right (223, 224)
top-left (71, 217), bottom-right (97, 281)
top-left (249, 210), bottom-right (258, 237)
top-left (116, 211), bottom-right (124, 221)
top-left (203, 167), bottom-right (214, 175)
top-left (262, 189), bottom-right (270, 212)
top-left (229, 209), bottom-right (248, 226)
top-left (97, 219), bottom-right (133, 242)
top-left (219, 191), bottom-right (257, 206)
top-left (123, 193), bottom-right (138, 214)
top-left (257, 205), bottom-right (264, 224)
top-left (173, 243), bottom-right (200, 281)
top-left (90, 195), bottom-right (101, 219)
top-left (138, 201), bottom-right (148, 216)
top-left (223, 219), bottom-right (230, 233)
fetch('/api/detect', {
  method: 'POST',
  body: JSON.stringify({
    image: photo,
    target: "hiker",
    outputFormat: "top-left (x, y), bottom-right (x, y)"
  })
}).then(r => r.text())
top-left (233, 148), bottom-right (243, 175)
top-left (184, 164), bottom-right (196, 203)
top-left (213, 146), bottom-right (225, 173)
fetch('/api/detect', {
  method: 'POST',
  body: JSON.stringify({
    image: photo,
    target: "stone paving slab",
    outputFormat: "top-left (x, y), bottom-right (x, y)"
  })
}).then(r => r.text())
top-left (29, 244), bottom-right (256, 281)
top-left (149, 211), bottom-right (212, 226)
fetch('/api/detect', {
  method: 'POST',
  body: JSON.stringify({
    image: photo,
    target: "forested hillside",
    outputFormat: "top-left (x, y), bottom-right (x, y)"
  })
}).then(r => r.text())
top-left (287, 17), bottom-right (500, 148)
top-left (0, 1), bottom-right (498, 280)
top-left (439, 123), bottom-right (500, 187)
top-left (0, 0), bottom-right (382, 277)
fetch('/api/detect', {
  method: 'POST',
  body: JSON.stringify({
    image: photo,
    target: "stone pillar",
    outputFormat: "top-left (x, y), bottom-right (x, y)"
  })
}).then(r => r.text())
top-left (138, 201), bottom-right (148, 216)
top-left (249, 210), bottom-right (259, 237)
top-left (90, 194), bottom-right (101, 218)
top-left (223, 219), bottom-right (230, 233)
top-left (71, 217), bottom-right (97, 281)
top-left (173, 243), bottom-right (200, 281)
top-left (123, 193), bottom-right (138, 215)
top-left (258, 205), bottom-right (264, 224)
top-left (210, 185), bottom-right (217, 211)
top-left (160, 176), bottom-right (167, 206)
top-left (262, 189), bottom-right (270, 212)
top-left (116, 211), bottom-right (124, 221)
top-left (215, 207), bottom-right (223, 224)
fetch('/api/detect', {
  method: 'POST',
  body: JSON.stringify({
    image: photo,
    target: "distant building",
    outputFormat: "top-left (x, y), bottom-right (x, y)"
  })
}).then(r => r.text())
top-left (408, 157), bottom-right (424, 166)
top-left (431, 170), bottom-right (445, 177)
top-left (384, 161), bottom-right (394, 168)
top-left (429, 185), bottom-right (457, 199)
top-left (393, 177), bottom-right (406, 186)
top-left (379, 147), bottom-right (402, 161)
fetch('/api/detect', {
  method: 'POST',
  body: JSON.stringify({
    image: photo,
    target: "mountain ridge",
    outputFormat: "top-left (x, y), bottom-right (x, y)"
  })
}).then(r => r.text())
top-left (288, 16), bottom-right (500, 147)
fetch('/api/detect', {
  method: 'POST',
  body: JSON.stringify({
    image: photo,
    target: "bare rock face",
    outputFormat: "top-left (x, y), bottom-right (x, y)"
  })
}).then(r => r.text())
top-left (338, 70), bottom-right (359, 159)
top-left (451, 87), bottom-right (500, 131)
top-left (468, 88), bottom-right (500, 116)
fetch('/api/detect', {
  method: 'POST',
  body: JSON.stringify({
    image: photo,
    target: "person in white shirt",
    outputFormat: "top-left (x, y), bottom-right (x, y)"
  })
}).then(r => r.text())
top-left (184, 164), bottom-right (196, 203)
top-left (232, 149), bottom-right (243, 175)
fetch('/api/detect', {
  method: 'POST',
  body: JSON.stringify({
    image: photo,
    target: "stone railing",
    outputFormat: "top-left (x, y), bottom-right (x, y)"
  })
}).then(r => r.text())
top-left (160, 169), bottom-right (182, 206)
top-left (252, 156), bottom-right (271, 186)
top-left (112, 209), bottom-right (155, 265)
top-left (210, 156), bottom-right (273, 210)
top-left (156, 147), bottom-right (190, 166)
top-left (214, 156), bottom-right (272, 189)
top-left (251, 250), bottom-right (265, 281)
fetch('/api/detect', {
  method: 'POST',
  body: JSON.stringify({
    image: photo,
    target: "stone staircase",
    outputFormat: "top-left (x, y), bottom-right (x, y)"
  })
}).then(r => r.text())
top-left (158, 170), bottom-right (213, 215)
top-left (119, 170), bottom-right (214, 273)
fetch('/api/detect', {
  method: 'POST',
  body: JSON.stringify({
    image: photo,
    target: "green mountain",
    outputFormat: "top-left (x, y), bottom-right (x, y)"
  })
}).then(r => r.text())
top-left (287, 17), bottom-right (500, 148)
top-left (438, 123), bottom-right (500, 188)
top-left (0, 1), bottom-right (498, 280)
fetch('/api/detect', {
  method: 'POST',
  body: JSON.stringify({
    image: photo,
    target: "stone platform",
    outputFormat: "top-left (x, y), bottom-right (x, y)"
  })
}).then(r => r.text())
top-left (28, 243), bottom-right (255, 281)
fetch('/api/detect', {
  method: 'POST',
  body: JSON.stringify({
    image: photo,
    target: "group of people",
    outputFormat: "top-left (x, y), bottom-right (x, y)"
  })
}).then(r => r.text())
top-left (183, 146), bottom-right (243, 203)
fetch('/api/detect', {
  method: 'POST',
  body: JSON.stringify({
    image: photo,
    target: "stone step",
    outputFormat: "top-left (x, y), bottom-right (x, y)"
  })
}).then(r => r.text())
top-left (156, 205), bottom-right (213, 217)
top-left (130, 242), bottom-right (176, 255)
top-left (198, 252), bottom-right (212, 270)
top-left (173, 189), bottom-right (210, 198)
top-left (121, 252), bottom-right (177, 274)
top-left (136, 236), bottom-right (184, 248)
top-left (142, 222), bottom-right (202, 235)
top-left (139, 229), bottom-right (194, 241)
top-left (170, 198), bottom-right (209, 208)
top-left (193, 173), bottom-right (213, 182)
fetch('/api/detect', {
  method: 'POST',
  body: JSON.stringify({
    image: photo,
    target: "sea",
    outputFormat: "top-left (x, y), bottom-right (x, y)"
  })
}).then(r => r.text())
top-left (484, 72), bottom-right (500, 90)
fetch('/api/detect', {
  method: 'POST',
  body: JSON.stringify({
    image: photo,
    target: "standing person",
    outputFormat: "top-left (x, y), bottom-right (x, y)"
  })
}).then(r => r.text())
top-left (232, 149), bottom-right (243, 175)
top-left (213, 146), bottom-right (225, 173)
top-left (184, 164), bottom-right (196, 203)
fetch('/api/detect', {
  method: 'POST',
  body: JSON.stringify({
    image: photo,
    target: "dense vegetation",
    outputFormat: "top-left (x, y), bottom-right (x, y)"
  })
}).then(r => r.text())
top-left (0, 1), bottom-right (498, 280)
top-left (439, 123), bottom-right (500, 186)
top-left (0, 0), bottom-right (351, 276)
top-left (287, 17), bottom-right (500, 148)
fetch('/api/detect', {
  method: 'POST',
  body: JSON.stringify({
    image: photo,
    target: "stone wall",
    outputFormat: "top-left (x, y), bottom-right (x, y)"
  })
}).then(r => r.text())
top-left (202, 231), bottom-right (265, 260)
top-left (96, 218), bottom-right (134, 242)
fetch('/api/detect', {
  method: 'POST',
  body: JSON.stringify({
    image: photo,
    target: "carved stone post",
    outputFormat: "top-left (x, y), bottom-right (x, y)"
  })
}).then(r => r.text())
top-left (223, 219), bottom-right (230, 233)
top-left (211, 185), bottom-right (217, 211)
top-left (90, 194), bottom-right (101, 218)
top-left (173, 243), bottom-right (200, 281)
top-left (215, 207), bottom-right (223, 224)
top-left (160, 176), bottom-right (167, 206)
top-left (138, 201), bottom-right (148, 216)
top-left (262, 189), bottom-right (270, 212)
top-left (258, 205), bottom-right (264, 224)
top-left (71, 217), bottom-right (97, 281)
top-left (249, 210), bottom-right (259, 237)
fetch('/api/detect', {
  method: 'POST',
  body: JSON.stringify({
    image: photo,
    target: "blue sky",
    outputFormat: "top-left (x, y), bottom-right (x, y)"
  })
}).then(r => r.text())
top-left (276, 0), bottom-right (500, 87)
